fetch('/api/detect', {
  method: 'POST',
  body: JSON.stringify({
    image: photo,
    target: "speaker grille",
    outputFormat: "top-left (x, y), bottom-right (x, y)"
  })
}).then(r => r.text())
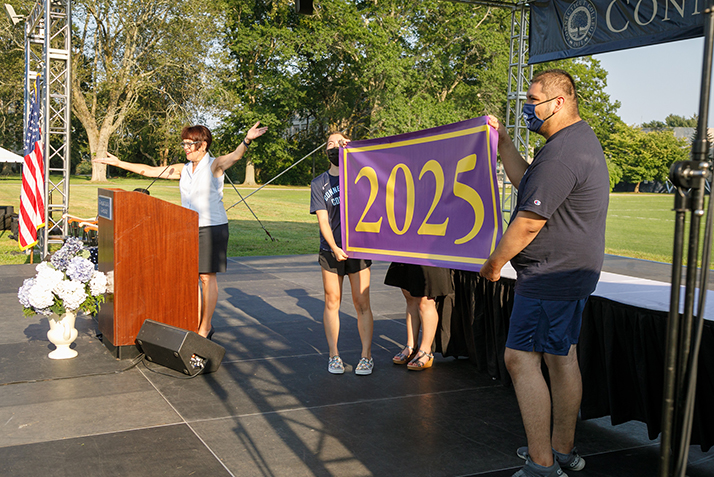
top-left (136, 319), bottom-right (225, 375)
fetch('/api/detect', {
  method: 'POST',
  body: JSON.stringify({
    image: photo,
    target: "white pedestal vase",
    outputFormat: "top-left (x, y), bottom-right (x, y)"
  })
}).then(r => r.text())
top-left (47, 310), bottom-right (79, 359)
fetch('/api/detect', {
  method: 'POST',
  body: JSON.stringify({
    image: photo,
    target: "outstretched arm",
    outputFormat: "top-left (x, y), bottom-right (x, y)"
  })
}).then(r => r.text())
top-left (212, 122), bottom-right (269, 176)
top-left (93, 153), bottom-right (184, 179)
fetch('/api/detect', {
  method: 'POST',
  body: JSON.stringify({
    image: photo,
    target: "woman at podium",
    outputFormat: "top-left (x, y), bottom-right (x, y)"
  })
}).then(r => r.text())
top-left (93, 122), bottom-right (268, 338)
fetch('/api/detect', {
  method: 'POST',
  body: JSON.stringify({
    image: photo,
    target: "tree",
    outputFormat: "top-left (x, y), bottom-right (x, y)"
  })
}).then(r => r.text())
top-left (642, 114), bottom-right (698, 129)
top-left (217, 0), bottom-right (305, 185)
top-left (0, 0), bottom-right (33, 174)
top-left (71, 0), bottom-right (219, 181)
top-left (641, 119), bottom-right (667, 129)
top-left (571, 11), bottom-right (589, 36)
top-left (603, 122), bottom-right (689, 192)
top-left (219, 0), bottom-right (511, 185)
top-left (374, 1), bottom-right (510, 135)
top-left (664, 114), bottom-right (698, 128)
top-left (605, 155), bottom-right (622, 191)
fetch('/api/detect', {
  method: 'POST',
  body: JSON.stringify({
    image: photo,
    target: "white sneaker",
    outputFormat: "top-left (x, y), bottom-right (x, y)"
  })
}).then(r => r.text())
top-left (355, 357), bottom-right (374, 376)
top-left (328, 356), bottom-right (344, 374)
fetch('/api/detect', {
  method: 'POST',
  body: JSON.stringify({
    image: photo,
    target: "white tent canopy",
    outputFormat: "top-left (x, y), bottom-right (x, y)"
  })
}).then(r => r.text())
top-left (0, 147), bottom-right (23, 163)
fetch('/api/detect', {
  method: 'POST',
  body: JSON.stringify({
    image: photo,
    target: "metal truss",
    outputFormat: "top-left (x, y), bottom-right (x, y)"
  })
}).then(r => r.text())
top-left (24, 0), bottom-right (72, 258)
top-left (447, 0), bottom-right (521, 8)
top-left (502, 2), bottom-right (532, 225)
top-left (449, 0), bottom-right (531, 226)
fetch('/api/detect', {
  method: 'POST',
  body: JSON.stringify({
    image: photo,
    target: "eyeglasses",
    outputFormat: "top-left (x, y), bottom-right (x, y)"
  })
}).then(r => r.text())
top-left (180, 140), bottom-right (202, 148)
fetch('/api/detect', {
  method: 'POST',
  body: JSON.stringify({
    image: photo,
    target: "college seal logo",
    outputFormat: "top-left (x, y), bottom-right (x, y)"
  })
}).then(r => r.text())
top-left (562, 0), bottom-right (597, 49)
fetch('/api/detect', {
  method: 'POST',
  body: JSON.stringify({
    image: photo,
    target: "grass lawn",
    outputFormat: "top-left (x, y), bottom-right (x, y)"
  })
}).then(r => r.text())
top-left (0, 175), bottom-right (708, 267)
top-left (0, 175), bottom-right (319, 265)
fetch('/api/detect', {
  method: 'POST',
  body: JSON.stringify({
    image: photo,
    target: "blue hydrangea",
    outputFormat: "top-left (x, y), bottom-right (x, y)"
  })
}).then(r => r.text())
top-left (66, 257), bottom-right (95, 283)
top-left (17, 278), bottom-right (35, 308)
top-left (50, 237), bottom-right (84, 271)
top-left (50, 248), bottom-right (72, 271)
top-left (20, 237), bottom-right (108, 317)
top-left (63, 237), bottom-right (84, 255)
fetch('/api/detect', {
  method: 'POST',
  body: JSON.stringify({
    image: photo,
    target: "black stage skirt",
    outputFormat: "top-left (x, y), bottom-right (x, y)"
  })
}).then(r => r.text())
top-left (198, 223), bottom-right (229, 274)
top-left (384, 262), bottom-right (454, 298)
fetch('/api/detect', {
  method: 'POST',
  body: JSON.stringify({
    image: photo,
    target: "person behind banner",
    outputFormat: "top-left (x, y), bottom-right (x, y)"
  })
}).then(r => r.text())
top-left (384, 263), bottom-right (454, 370)
top-left (93, 122), bottom-right (268, 339)
top-left (480, 70), bottom-right (609, 477)
top-left (309, 132), bottom-right (374, 376)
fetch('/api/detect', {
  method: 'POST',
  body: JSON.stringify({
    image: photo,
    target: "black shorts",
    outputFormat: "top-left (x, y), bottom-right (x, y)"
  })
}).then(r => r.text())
top-left (198, 223), bottom-right (229, 274)
top-left (318, 249), bottom-right (371, 276)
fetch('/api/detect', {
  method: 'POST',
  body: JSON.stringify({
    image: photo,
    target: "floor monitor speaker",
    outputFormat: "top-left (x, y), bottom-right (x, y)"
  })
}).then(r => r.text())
top-left (136, 319), bottom-right (225, 376)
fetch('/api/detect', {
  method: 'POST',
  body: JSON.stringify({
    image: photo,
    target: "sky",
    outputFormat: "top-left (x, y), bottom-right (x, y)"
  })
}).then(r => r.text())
top-left (593, 37), bottom-right (714, 126)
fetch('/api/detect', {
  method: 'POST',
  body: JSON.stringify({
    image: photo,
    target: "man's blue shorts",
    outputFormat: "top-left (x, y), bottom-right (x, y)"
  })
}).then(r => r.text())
top-left (506, 294), bottom-right (588, 356)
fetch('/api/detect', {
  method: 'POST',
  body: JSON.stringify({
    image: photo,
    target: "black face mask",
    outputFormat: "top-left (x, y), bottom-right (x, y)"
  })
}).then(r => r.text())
top-left (327, 147), bottom-right (339, 166)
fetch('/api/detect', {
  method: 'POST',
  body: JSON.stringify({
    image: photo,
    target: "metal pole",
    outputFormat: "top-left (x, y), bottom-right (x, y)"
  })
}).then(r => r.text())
top-left (502, 2), bottom-right (531, 226)
top-left (659, 4), bottom-right (714, 474)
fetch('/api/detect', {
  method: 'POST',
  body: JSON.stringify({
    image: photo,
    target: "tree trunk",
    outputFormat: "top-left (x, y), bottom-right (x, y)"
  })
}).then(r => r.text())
top-left (243, 159), bottom-right (257, 186)
top-left (634, 182), bottom-right (640, 193)
top-left (1, 162), bottom-right (14, 176)
top-left (90, 140), bottom-right (110, 182)
top-left (160, 148), bottom-right (169, 167)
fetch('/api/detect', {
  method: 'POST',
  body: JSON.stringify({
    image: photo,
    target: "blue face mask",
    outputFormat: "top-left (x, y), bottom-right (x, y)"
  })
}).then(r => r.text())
top-left (522, 97), bottom-right (558, 132)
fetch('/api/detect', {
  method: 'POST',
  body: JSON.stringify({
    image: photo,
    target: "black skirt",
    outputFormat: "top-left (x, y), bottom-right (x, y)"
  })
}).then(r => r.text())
top-left (198, 223), bottom-right (229, 274)
top-left (384, 262), bottom-right (454, 298)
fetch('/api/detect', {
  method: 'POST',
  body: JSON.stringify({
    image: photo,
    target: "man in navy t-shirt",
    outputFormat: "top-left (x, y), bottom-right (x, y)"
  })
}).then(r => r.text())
top-left (480, 70), bottom-right (609, 477)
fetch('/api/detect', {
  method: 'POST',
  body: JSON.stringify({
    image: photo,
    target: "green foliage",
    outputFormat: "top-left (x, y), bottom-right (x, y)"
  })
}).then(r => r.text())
top-left (75, 160), bottom-right (93, 175)
top-left (664, 114), bottom-right (698, 128)
top-left (2, 0), bottom-right (629, 190)
top-left (642, 114), bottom-right (698, 129)
top-left (606, 156), bottom-right (622, 191)
top-left (72, 0), bottom-right (223, 180)
top-left (218, 0), bottom-right (511, 184)
top-left (603, 122), bottom-right (689, 190)
top-left (641, 119), bottom-right (667, 129)
top-left (0, 0), bottom-right (33, 154)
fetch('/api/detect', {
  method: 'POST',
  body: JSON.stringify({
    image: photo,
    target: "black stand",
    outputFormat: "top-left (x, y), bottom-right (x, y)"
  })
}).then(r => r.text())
top-left (659, 3), bottom-right (714, 475)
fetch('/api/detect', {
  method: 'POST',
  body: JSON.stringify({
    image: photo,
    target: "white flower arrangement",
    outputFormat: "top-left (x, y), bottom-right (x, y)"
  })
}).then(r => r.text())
top-left (17, 237), bottom-right (107, 317)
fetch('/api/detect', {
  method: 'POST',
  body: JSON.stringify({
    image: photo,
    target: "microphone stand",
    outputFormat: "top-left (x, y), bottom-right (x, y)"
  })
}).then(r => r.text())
top-left (659, 3), bottom-right (714, 475)
top-left (226, 142), bottom-right (326, 212)
top-left (224, 174), bottom-right (276, 242)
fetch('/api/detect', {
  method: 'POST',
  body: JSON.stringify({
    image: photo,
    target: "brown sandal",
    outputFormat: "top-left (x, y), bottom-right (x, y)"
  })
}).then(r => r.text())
top-left (392, 346), bottom-right (416, 365)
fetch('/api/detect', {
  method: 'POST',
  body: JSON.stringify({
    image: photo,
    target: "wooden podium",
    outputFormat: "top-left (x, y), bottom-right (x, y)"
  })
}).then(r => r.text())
top-left (96, 189), bottom-right (199, 358)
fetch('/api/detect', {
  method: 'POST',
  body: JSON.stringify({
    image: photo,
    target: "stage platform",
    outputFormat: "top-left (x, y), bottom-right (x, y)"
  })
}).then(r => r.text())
top-left (1, 255), bottom-right (712, 477)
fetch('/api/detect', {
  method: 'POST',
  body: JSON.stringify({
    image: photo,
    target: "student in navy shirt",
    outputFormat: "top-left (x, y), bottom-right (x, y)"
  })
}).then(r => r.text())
top-left (310, 132), bottom-right (374, 376)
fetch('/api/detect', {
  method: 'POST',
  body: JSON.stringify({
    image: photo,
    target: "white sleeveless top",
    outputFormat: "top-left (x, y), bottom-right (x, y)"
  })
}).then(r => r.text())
top-left (179, 153), bottom-right (229, 227)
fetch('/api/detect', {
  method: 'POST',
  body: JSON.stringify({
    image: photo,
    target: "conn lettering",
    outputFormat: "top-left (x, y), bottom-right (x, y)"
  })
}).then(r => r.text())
top-left (606, 0), bottom-right (701, 33)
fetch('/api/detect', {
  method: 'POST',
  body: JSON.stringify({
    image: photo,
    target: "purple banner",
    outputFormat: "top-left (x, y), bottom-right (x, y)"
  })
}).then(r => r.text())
top-left (340, 116), bottom-right (501, 272)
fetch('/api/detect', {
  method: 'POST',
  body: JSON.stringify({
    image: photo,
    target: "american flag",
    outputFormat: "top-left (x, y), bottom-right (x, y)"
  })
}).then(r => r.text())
top-left (18, 77), bottom-right (45, 250)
